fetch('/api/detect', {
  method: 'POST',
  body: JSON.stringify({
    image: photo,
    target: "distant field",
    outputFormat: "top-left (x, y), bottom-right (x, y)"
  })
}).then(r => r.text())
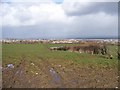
top-left (2, 43), bottom-right (119, 88)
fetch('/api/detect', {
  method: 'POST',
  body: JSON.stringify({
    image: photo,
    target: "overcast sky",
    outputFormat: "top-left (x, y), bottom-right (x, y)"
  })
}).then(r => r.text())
top-left (1, 0), bottom-right (118, 39)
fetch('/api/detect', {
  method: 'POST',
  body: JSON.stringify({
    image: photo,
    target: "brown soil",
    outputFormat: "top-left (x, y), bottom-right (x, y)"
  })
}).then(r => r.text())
top-left (2, 58), bottom-right (119, 88)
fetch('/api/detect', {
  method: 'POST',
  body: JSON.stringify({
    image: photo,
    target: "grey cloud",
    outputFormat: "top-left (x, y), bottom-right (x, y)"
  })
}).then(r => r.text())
top-left (2, 2), bottom-right (118, 39)
top-left (2, 15), bottom-right (118, 39)
top-left (2, 22), bottom-right (70, 39)
top-left (63, 2), bottom-right (118, 16)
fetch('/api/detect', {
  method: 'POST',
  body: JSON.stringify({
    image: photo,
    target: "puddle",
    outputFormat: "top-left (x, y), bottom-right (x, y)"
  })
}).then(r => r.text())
top-left (49, 68), bottom-right (61, 84)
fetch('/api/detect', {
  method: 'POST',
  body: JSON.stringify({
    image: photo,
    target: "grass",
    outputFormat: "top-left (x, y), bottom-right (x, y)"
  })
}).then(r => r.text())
top-left (2, 43), bottom-right (118, 68)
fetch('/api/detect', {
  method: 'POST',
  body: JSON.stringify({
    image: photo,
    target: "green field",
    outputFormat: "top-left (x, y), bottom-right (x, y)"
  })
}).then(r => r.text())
top-left (2, 43), bottom-right (119, 88)
top-left (2, 43), bottom-right (118, 68)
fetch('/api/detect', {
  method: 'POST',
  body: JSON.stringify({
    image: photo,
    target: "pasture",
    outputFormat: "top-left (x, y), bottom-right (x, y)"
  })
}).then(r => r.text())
top-left (2, 43), bottom-right (119, 88)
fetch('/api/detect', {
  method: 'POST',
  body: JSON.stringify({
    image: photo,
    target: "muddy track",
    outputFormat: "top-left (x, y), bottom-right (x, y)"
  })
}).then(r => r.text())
top-left (2, 57), bottom-right (119, 88)
top-left (2, 57), bottom-right (29, 88)
top-left (37, 57), bottom-right (64, 88)
top-left (3, 57), bottom-right (65, 88)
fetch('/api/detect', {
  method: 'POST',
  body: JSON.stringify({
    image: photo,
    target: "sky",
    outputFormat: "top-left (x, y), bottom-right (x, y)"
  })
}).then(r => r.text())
top-left (1, 0), bottom-right (119, 39)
